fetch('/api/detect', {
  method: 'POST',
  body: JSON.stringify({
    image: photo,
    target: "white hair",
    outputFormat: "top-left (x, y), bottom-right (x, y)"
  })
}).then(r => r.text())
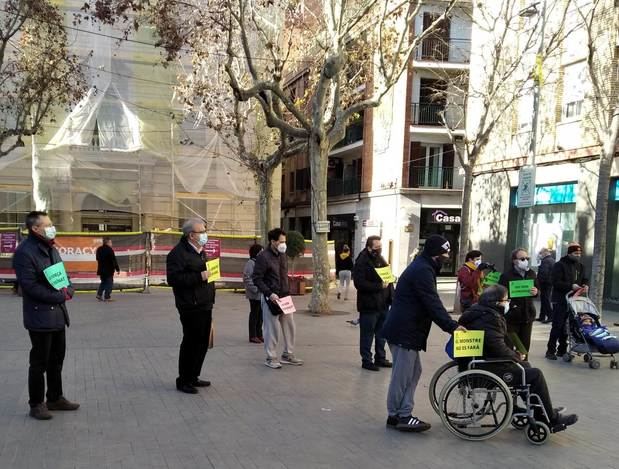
top-left (181, 218), bottom-right (206, 236)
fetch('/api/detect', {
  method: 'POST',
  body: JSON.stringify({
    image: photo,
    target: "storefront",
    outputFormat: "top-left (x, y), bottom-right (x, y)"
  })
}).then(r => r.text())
top-left (605, 179), bottom-right (619, 302)
top-left (328, 214), bottom-right (356, 253)
top-left (419, 208), bottom-right (461, 275)
top-left (507, 182), bottom-right (577, 267)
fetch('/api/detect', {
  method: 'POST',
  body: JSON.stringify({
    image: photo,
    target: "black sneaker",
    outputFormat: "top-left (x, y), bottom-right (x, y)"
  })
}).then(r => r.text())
top-left (552, 413), bottom-right (578, 432)
top-left (396, 416), bottom-right (431, 433)
top-left (545, 353), bottom-right (557, 361)
top-left (376, 360), bottom-right (393, 368)
top-left (386, 415), bottom-right (399, 428)
top-left (192, 379), bottom-right (211, 387)
top-left (362, 363), bottom-right (380, 371)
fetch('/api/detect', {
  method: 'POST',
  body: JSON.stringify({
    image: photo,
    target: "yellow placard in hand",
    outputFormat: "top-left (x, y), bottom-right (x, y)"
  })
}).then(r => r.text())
top-left (375, 266), bottom-right (395, 284)
top-left (206, 258), bottom-right (221, 283)
top-left (453, 330), bottom-right (485, 358)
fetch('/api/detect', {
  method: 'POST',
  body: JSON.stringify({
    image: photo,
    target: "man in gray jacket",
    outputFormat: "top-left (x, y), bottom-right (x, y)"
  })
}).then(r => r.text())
top-left (243, 243), bottom-right (264, 343)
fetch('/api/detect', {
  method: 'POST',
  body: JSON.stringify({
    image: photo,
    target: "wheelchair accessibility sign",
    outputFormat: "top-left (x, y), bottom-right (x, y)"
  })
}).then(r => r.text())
top-left (453, 330), bottom-right (485, 358)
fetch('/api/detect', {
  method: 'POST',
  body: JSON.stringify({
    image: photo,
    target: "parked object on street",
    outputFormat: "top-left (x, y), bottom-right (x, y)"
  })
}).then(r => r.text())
top-left (243, 243), bottom-right (264, 344)
top-left (96, 237), bottom-right (120, 302)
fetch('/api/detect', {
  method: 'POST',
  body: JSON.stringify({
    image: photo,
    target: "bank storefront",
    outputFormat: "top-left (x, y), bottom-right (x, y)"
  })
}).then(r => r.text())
top-left (420, 208), bottom-right (461, 275)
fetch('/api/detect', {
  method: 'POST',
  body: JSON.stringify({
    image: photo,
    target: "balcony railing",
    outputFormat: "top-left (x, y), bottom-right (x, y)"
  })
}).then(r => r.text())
top-left (333, 121), bottom-right (363, 149)
top-left (411, 102), bottom-right (465, 128)
top-left (327, 177), bottom-right (361, 197)
top-left (414, 37), bottom-right (471, 63)
top-left (405, 166), bottom-right (454, 189)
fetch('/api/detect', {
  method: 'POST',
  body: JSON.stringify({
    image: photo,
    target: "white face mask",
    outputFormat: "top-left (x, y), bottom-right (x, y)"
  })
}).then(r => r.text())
top-left (277, 243), bottom-right (287, 254)
top-left (197, 233), bottom-right (208, 246)
top-left (499, 301), bottom-right (510, 315)
top-left (516, 259), bottom-right (529, 271)
top-left (44, 226), bottom-right (57, 240)
top-left (474, 259), bottom-right (482, 267)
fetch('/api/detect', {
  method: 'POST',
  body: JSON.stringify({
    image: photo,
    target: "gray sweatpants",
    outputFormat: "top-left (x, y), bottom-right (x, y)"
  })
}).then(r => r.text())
top-left (261, 296), bottom-right (296, 360)
top-left (387, 344), bottom-right (422, 418)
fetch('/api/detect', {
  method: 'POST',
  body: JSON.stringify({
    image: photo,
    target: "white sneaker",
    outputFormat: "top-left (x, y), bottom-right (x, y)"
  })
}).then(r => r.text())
top-left (281, 353), bottom-right (303, 366)
top-left (265, 359), bottom-right (282, 369)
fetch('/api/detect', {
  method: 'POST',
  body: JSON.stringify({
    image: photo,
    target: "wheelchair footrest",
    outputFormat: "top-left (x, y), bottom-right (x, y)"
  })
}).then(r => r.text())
top-left (551, 423), bottom-right (567, 434)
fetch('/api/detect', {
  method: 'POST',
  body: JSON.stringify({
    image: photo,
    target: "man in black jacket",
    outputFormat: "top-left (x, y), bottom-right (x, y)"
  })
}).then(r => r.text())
top-left (96, 237), bottom-right (120, 302)
top-left (352, 236), bottom-right (393, 371)
top-left (536, 248), bottom-right (555, 323)
top-left (13, 211), bottom-right (80, 420)
top-left (253, 228), bottom-right (303, 369)
top-left (459, 285), bottom-right (577, 431)
top-left (546, 243), bottom-right (588, 360)
top-left (167, 218), bottom-right (216, 394)
top-left (381, 235), bottom-right (462, 432)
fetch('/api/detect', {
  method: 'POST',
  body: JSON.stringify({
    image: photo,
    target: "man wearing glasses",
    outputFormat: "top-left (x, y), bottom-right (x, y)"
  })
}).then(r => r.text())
top-left (167, 218), bottom-right (215, 394)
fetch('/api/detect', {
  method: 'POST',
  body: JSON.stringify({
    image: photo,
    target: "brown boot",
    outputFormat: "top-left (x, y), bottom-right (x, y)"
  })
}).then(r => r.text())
top-left (47, 397), bottom-right (80, 411)
top-left (29, 403), bottom-right (52, 420)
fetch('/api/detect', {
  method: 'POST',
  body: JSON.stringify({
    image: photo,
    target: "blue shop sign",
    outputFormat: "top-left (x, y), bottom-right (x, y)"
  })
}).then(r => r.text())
top-left (613, 179), bottom-right (619, 201)
top-left (515, 182), bottom-right (577, 206)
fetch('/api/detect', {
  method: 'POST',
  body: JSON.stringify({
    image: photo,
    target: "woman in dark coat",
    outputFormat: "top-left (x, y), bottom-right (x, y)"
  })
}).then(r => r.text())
top-left (499, 248), bottom-right (538, 358)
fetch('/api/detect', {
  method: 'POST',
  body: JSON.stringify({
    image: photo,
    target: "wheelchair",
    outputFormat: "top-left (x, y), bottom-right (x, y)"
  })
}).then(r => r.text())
top-left (430, 358), bottom-right (553, 445)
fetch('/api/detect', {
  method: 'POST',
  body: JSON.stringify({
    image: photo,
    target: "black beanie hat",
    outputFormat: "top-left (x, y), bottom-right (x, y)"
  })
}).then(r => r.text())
top-left (424, 234), bottom-right (451, 257)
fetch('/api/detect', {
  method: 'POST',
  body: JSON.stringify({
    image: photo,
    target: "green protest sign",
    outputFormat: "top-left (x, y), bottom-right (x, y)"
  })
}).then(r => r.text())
top-left (483, 271), bottom-right (501, 286)
top-left (454, 330), bottom-right (485, 358)
top-left (509, 279), bottom-right (535, 298)
top-left (43, 262), bottom-right (70, 290)
top-left (508, 332), bottom-right (528, 354)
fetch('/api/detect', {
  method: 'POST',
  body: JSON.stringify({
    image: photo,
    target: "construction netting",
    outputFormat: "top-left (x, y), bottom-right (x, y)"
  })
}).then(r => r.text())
top-left (0, 231), bottom-right (334, 291)
top-left (0, 0), bottom-right (265, 234)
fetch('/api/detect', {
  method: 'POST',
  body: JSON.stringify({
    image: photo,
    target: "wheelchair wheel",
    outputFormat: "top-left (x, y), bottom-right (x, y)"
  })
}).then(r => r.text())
top-left (525, 422), bottom-right (550, 445)
top-left (438, 370), bottom-right (513, 441)
top-left (511, 415), bottom-right (528, 430)
top-left (429, 361), bottom-right (459, 414)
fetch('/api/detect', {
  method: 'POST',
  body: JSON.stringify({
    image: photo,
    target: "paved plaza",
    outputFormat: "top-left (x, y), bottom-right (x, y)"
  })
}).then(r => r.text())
top-left (0, 286), bottom-right (618, 469)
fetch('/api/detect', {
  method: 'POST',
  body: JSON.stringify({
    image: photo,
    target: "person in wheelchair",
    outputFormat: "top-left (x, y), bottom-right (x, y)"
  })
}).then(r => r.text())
top-left (458, 285), bottom-right (578, 431)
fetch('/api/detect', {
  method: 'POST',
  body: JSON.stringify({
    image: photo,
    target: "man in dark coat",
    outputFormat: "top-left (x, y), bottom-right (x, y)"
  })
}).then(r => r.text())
top-left (96, 237), bottom-right (120, 302)
top-left (381, 235), bottom-right (462, 432)
top-left (459, 285), bottom-right (578, 431)
top-left (546, 243), bottom-right (588, 360)
top-left (166, 218), bottom-right (216, 394)
top-left (536, 248), bottom-right (555, 323)
top-left (12, 211), bottom-right (80, 420)
top-left (352, 236), bottom-right (394, 371)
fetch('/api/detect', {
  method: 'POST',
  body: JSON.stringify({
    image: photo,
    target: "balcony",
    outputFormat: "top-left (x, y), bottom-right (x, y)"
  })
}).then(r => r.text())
top-left (327, 177), bottom-right (361, 197)
top-left (414, 37), bottom-right (471, 64)
top-left (333, 120), bottom-right (363, 150)
top-left (411, 103), bottom-right (465, 128)
top-left (405, 165), bottom-right (455, 189)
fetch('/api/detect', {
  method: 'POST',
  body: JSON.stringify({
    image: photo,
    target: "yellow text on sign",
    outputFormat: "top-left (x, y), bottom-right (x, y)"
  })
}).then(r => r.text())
top-left (375, 266), bottom-right (395, 283)
top-left (206, 258), bottom-right (221, 283)
top-left (453, 330), bottom-right (485, 358)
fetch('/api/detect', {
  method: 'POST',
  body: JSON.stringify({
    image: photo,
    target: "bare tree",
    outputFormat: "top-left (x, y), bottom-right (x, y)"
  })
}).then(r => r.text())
top-left (0, 0), bottom-right (85, 157)
top-left (577, 0), bottom-right (619, 309)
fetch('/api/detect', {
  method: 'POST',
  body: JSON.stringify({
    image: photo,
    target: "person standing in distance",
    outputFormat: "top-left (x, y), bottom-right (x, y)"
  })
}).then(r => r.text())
top-left (382, 235), bottom-right (464, 432)
top-left (243, 243), bottom-right (264, 344)
top-left (166, 218), bottom-right (215, 394)
top-left (336, 244), bottom-right (354, 301)
top-left (95, 237), bottom-right (120, 302)
top-left (456, 250), bottom-right (492, 312)
top-left (13, 211), bottom-right (80, 420)
top-left (536, 248), bottom-right (555, 323)
top-left (253, 228), bottom-right (303, 369)
top-left (352, 236), bottom-right (394, 371)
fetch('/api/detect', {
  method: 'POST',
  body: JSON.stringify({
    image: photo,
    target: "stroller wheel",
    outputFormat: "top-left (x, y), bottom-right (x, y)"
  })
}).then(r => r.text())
top-left (589, 359), bottom-right (600, 370)
top-left (562, 354), bottom-right (573, 363)
top-left (583, 353), bottom-right (592, 363)
top-left (610, 360), bottom-right (618, 370)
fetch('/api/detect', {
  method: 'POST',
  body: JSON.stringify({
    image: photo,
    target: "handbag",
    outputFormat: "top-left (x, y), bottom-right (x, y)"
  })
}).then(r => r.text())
top-left (265, 294), bottom-right (284, 316)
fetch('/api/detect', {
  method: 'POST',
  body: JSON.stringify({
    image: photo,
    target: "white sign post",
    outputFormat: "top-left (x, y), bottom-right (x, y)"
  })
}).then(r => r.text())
top-left (517, 166), bottom-right (536, 208)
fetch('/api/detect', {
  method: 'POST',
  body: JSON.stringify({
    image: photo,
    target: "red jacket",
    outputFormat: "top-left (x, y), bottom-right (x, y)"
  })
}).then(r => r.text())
top-left (457, 263), bottom-right (482, 307)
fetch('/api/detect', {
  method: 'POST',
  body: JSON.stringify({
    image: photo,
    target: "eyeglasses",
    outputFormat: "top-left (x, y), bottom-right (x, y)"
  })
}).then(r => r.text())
top-left (517, 257), bottom-right (530, 261)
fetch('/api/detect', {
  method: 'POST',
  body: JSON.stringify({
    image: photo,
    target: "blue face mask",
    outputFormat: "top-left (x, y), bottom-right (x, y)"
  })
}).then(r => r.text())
top-left (197, 233), bottom-right (208, 246)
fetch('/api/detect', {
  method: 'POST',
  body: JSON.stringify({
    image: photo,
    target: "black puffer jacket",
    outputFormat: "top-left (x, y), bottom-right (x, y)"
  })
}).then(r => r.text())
top-left (458, 304), bottom-right (520, 361)
top-left (537, 255), bottom-right (555, 285)
top-left (499, 268), bottom-right (538, 325)
top-left (166, 237), bottom-right (216, 312)
top-left (381, 253), bottom-right (457, 351)
top-left (96, 244), bottom-right (119, 277)
top-left (352, 249), bottom-right (393, 314)
top-left (252, 246), bottom-right (289, 298)
top-left (12, 234), bottom-right (72, 331)
top-left (552, 255), bottom-right (588, 302)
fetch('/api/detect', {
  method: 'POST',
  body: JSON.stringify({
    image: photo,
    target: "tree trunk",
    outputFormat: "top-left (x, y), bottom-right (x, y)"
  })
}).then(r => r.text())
top-left (257, 169), bottom-right (273, 244)
top-left (589, 106), bottom-right (619, 311)
top-left (308, 136), bottom-right (331, 314)
top-left (458, 163), bottom-right (474, 265)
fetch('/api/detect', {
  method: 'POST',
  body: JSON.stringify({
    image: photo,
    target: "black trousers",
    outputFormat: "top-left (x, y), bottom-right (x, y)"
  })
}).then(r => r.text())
top-left (28, 329), bottom-right (66, 406)
top-left (547, 300), bottom-right (569, 356)
top-left (97, 275), bottom-right (114, 299)
top-left (506, 321), bottom-right (533, 356)
top-left (538, 284), bottom-right (553, 322)
top-left (359, 310), bottom-right (387, 365)
top-left (248, 299), bottom-right (263, 339)
top-left (178, 309), bottom-right (212, 385)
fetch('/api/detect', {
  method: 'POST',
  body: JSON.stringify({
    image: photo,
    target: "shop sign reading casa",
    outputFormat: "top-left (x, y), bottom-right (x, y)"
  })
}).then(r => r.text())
top-left (431, 210), bottom-right (461, 224)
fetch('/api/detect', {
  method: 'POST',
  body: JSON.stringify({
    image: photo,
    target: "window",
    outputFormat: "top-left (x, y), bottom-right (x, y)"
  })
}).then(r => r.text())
top-left (295, 168), bottom-right (310, 191)
top-left (289, 171), bottom-right (295, 193)
top-left (562, 61), bottom-right (587, 120)
top-left (0, 191), bottom-right (32, 227)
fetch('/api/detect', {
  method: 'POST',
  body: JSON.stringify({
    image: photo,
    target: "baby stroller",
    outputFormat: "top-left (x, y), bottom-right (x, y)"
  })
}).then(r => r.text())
top-left (562, 291), bottom-right (618, 369)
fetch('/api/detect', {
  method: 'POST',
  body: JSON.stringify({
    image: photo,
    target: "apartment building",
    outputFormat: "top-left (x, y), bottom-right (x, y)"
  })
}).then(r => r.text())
top-left (281, 2), bottom-right (472, 275)
top-left (466, 0), bottom-right (619, 304)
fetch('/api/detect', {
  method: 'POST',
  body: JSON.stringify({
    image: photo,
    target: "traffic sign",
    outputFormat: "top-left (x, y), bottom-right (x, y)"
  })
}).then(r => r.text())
top-left (517, 166), bottom-right (536, 208)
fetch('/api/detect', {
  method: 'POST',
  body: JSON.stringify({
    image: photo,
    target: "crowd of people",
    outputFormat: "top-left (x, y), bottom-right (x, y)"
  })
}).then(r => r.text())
top-left (9, 210), bottom-right (593, 439)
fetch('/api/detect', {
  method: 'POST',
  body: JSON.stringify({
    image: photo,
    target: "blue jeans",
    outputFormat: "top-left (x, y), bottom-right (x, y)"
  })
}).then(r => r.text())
top-left (359, 310), bottom-right (387, 365)
top-left (97, 275), bottom-right (114, 299)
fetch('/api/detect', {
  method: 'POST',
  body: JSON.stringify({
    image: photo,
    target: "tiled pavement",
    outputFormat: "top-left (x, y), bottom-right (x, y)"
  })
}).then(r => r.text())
top-left (0, 287), bottom-right (618, 469)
